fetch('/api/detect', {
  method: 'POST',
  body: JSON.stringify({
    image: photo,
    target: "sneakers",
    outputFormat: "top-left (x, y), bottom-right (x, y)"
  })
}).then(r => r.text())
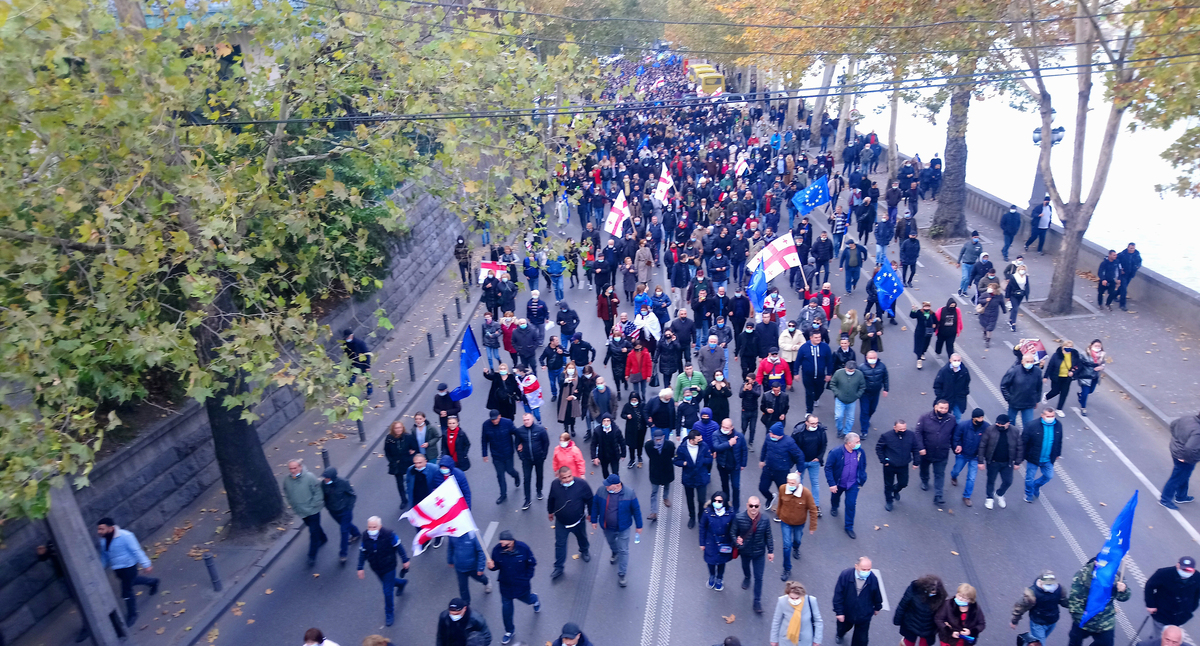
top-left (502, 632), bottom-right (514, 645)
top-left (485, 582), bottom-right (493, 593)
top-left (1161, 499), bottom-right (1181, 510)
top-left (1010, 323), bottom-right (1017, 332)
top-left (533, 598), bottom-right (541, 613)
top-left (916, 358), bottom-right (923, 370)
top-left (714, 578), bottom-right (724, 591)
top-left (522, 501), bottom-right (532, 511)
top-left (1025, 496), bottom-right (1035, 503)
top-left (433, 537), bottom-right (444, 549)
top-left (1080, 408), bottom-right (1088, 417)
top-left (998, 496), bottom-right (1007, 508)
top-left (1056, 409), bottom-right (1066, 418)
top-left (611, 553), bottom-right (618, 564)
top-left (984, 498), bottom-right (994, 509)
top-left (1176, 496), bottom-right (1196, 504)
top-left (619, 574), bottom-right (628, 587)
top-left (537, 492), bottom-right (544, 500)
top-left (707, 575), bottom-right (716, 589)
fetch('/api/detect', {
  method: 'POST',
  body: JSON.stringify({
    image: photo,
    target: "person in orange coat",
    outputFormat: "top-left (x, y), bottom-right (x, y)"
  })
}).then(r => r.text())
top-left (625, 342), bottom-right (654, 402)
top-left (552, 433), bottom-right (587, 479)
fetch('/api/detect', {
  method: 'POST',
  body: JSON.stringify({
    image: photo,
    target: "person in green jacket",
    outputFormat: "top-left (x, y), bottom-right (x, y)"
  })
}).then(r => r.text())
top-left (673, 364), bottom-right (708, 402)
top-left (283, 459), bottom-right (327, 566)
top-left (829, 360), bottom-right (867, 439)
top-left (1067, 557), bottom-right (1131, 646)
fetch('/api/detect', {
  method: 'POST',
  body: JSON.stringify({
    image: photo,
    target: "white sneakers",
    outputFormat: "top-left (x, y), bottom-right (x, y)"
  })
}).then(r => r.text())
top-left (1056, 410), bottom-right (1066, 418)
top-left (984, 498), bottom-right (994, 509)
top-left (998, 496), bottom-right (1007, 508)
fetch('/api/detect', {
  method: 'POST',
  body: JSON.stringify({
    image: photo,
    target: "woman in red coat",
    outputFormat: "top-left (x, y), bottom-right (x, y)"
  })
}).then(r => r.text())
top-left (501, 310), bottom-right (518, 366)
top-left (597, 286), bottom-right (621, 337)
top-left (625, 342), bottom-right (653, 401)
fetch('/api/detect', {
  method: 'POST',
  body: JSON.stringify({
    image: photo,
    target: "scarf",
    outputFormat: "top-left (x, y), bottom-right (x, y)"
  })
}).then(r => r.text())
top-left (787, 596), bottom-right (806, 643)
top-left (446, 427), bottom-right (460, 462)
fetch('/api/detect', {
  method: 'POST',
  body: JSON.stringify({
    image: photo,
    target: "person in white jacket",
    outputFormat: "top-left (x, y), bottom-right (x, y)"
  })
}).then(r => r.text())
top-left (778, 320), bottom-right (806, 389)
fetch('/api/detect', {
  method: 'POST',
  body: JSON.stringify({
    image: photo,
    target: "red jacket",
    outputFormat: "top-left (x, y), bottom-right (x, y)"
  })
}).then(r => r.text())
top-left (502, 322), bottom-right (517, 353)
top-left (935, 306), bottom-right (964, 336)
top-left (805, 289), bottom-right (840, 321)
top-left (625, 348), bottom-right (653, 381)
top-left (755, 357), bottom-right (794, 387)
top-left (597, 293), bottom-right (621, 320)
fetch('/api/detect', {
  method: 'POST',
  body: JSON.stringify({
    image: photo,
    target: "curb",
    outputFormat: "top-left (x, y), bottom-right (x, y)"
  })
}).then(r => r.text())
top-left (176, 292), bottom-right (485, 646)
top-left (1017, 303), bottom-right (1176, 430)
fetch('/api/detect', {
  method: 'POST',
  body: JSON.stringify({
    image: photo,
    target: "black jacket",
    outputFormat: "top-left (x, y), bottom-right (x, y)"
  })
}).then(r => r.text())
top-left (732, 510), bottom-right (774, 557)
top-left (436, 608), bottom-right (492, 646)
top-left (357, 526), bottom-right (409, 575)
top-left (1001, 362), bottom-right (1043, 409)
top-left (434, 392), bottom-right (462, 421)
top-left (321, 471), bottom-right (356, 514)
top-left (658, 338), bottom-right (685, 376)
top-left (512, 422), bottom-right (550, 462)
top-left (547, 477), bottom-right (594, 525)
top-left (1045, 347), bottom-right (1083, 380)
top-left (860, 360), bottom-right (889, 393)
top-left (591, 425), bottom-right (626, 461)
top-left (914, 410), bottom-right (957, 462)
top-left (833, 567), bottom-right (884, 622)
top-left (645, 437), bottom-right (678, 485)
top-left (792, 423), bottom-right (829, 464)
top-left (1021, 419), bottom-right (1063, 464)
top-left (1144, 566), bottom-right (1200, 626)
top-left (932, 364), bottom-right (971, 411)
top-left (894, 581), bottom-right (941, 638)
top-left (876, 429), bottom-right (920, 467)
top-left (570, 340), bottom-right (597, 366)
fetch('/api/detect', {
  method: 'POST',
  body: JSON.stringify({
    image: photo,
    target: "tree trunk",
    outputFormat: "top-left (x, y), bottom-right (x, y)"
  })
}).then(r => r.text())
top-left (1043, 208), bottom-right (1089, 313)
top-left (48, 485), bottom-right (127, 644)
top-left (196, 274), bottom-right (286, 534)
top-left (831, 57), bottom-right (857, 167)
top-left (784, 94), bottom-right (799, 131)
top-left (930, 58), bottom-right (977, 240)
top-left (887, 79), bottom-right (901, 183)
top-left (809, 60), bottom-right (837, 148)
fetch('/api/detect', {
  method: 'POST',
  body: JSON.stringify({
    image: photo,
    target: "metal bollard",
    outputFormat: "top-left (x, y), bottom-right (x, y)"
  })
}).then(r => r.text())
top-left (356, 419), bottom-right (365, 443)
top-left (442, 313), bottom-right (450, 337)
top-left (455, 297), bottom-right (462, 319)
top-left (388, 386), bottom-right (396, 408)
top-left (320, 448), bottom-right (331, 469)
top-left (203, 553), bottom-right (223, 592)
top-left (408, 356), bottom-right (416, 382)
top-left (427, 332), bottom-right (434, 357)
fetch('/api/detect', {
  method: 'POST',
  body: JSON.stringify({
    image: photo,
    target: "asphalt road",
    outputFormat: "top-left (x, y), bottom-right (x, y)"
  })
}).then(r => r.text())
top-left (207, 204), bottom-right (1198, 646)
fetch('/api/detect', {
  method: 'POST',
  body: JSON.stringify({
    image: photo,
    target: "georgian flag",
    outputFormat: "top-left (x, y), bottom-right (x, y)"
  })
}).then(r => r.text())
top-left (400, 476), bottom-right (479, 556)
top-left (653, 162), bottom-right (674, 204)
top-left (747, 231), bottom-right (801, 281)
top-left (604, 190), bottom-right (630, 236)
top-left (734, 157), bottom-right (749, 177)
top-left (653, 77), bottom-right (665, 89)
top-left (478, 260), bottom-right (506, 283)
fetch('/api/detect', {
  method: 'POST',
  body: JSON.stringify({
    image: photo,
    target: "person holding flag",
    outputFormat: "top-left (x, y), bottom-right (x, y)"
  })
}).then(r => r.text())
top-left (604, 190), bottom-right (631, 238)
top-left (654, 163), bottom-right (675, 205)
top-left (1066, 492), bottom-right (1136, 646)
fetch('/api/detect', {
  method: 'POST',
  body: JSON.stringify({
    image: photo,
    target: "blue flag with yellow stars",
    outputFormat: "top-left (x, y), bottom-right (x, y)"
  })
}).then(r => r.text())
top-left (793, 175), bottom-right (830, 216)
top-left (873, 261), bottom-right (905, 316)
top-left (1081, 491), bottom-right (1137, 627)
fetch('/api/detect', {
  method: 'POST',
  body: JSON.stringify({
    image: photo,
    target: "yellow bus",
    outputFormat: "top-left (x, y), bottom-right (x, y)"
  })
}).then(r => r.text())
top-left (688, 64), bottom-right (716, 85)
top-left (697, 71), bottom-right (725, 95)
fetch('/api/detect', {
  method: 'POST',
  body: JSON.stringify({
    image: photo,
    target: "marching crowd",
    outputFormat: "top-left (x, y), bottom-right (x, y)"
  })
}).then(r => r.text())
top-left (83, 56), bottom-right (1196, 646)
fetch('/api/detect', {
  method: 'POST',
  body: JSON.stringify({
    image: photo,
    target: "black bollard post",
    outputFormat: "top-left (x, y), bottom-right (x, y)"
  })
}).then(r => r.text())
top-left (356, 419), bottom-right (365, 443)
top-left (408, 356), bottom-right (416, 382)
top-left (442, 313), bottom-right (450, 337)
top-left (320, 448), bottom-right (331, 469)
top-left (455, 297), bottom-right (462, 319)
top-left (388, 386), bottom-right (396, 408)
top-left (203, 553), bottom-right (223, 592)
top-left (427, 332), bottom-right (434, 357)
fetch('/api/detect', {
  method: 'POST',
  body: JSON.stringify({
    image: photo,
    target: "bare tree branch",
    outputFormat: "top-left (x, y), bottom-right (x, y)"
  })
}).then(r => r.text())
top-left (0, 228), bottom-right (138, 253)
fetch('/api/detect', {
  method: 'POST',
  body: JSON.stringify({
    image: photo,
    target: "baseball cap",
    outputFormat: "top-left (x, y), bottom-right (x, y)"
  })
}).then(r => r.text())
top-left (488, 409), bottom-right (500, 420)
top-left (1180, 557), bottom-right (1196, 571)
top-left (449, 598), bottom-right (467, 610)
top-left (561, 623), bottom-right (583, 640)
top-left (1038, 571), bottom-right (1057, 584)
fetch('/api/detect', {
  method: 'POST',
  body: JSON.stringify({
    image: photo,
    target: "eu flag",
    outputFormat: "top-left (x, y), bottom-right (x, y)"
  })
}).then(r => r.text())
top-left (1080, 491), bottom-right (1137, 627)
top-left (873, 262), bottom-right (905, 316)
top-left (450, 327), bottom-right (481, 401)
top-left (793, 175), bottom-right (830, 216)
top-left (747, 263), bottom-right (769, 312)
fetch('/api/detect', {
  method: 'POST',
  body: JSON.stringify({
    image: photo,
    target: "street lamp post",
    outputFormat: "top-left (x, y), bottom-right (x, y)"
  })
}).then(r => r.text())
top-left (1028, 111), bottom-right (1067, 214)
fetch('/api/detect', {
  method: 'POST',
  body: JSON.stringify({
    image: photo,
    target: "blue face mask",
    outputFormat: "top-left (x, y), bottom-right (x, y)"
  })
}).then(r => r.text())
top-left (856, 569), bottom-right (870, 580)
top-left (440, 468), bottom-right (451, 475)
top-left (770, 434), bottom-right (781, 441)
top-left (519, 324), bottom-right (528, 329)
top-left (562, 479), bottom-right (574, 488)
top-left (1042, 418), bottom-right (1055, 426)
top-left (852, 443), bottom-right (861, 451)
top-left (955, 597), bottom-right (970, 607)
top-left (717, 322), bottom-right (725, 328)
top-left (708, 342), bottom-right (717, 348)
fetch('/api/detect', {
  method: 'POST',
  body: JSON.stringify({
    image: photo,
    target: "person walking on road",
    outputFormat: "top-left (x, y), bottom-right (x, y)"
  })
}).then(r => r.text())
top-left (95, 518), bottom-right (159, 625)
top-left (956, 231), bottom-right (983, 296)
top-left (1160, 411), bottom-right (1200, 509)
top-left (514, 413), bottom-right (550, 510)
top-left (760, 422), bottom-right (803, 511)
top-left (1004, 264), bottom-right (1031, 333)
top-left (1044, 341), bottom-right (1083, 417)
top-left (797, 332), bottom-right (833, 414)
top-left (547, 466), bottom-right (593, 579)
top-left (949, 410), bottom-right (988, 507)
top-left (645, 429), bottom-right (677, 520)
top-left (487, 530), bottom-right (540, 645)
top-left (830, 360), bottom-right (867, 439)
top-left (1011, 570), bottom-right (1068, 643)
top-left (791, 414), bottom-right (828, 514)
top-left (771, 580), bottom-right (824, 646)
top-left (1077, 339), bottom-right (1106, 416)
top-left (877, 419), bottom-right (920, 512)
top-left (934, 300), bottom-right (961, 358)
top-left (411, 411), bottom-right (442, 462)
top-left (284, 458), bottom-right (327, 567)
top-left (1000, 205), bottom-right (1022, 261)
top-left (932, 354), bottom-right (970, 421)
top-left (592, 413), bottom-right (626, 480)
top-left (552, 623), bottom-right (595, 646)
top-left (676, 428), bottom-right (715, 529)
top-left (734, 495), bottom-right (775, 613)
top-left (1066, 558), bottom-right (1130, 646)
top-left (445, 530), bottom-right (489, 604)
top-left (825, 433), bottom-right (868, 539)
top-left (320, 467), bottom-right (361, 564)
top-left (776, 472), bottom-right (819, 580)
top-left (979, 415), bottom-right (1022, 510)
top-left (553, 432), bottom-right (586, 479)
top-left (1002, 353), bottom-right (1044, 430)
top-left (436, 598), bottom-right (492, 646)
top-left (909, 302), bottom-right (937, 370)
top-left (833, 556), bottom-right (883, 646)
top-left (483, 364), bottom-right (522, 422)
top-left (356, 516), bottom-right (410, 626)
top-left (936, 584), bottom-right (986, 646)
top-left (1143, 557), bottom-right (1200, 644)
top-left (858, 351), bottom-right (889, 437)
top-left (894, 575), bottom-right (947, 646)
top-left (977, 283), bottom-right (1006, 348)
top-left (699, 491), bottom-right (736, 592)
top-left (385, 421), bottom-right (419, 509)
top-left (1022, 407), bottom-right (1064, 502)
top-left (915, 400), bottom-right (956, 506)
top-left (482, 409), bottom-right (519, 505)
top-left (443, 415), bottom-right (472, 472)
top-left (590, 474), bottom-right (643, 588)
top-left (712, 417), bottom-right (749, 510)
top-left (1025, 196), bottom-right (1053, 254)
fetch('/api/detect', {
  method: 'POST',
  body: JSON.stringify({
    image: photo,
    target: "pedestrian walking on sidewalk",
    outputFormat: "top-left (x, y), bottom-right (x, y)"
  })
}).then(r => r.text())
top-left (1010, 570), bottom-right (1068, 642)
top-left (1000, 205), bottom-right (1022, 261)
top-left (1025, 196), bottom-right (1053, 254)
top-left (283, 459), bottom-right (327, 567)
top-left (321, 467), bottom-right (361, 564)
top-left (979, 415), bottom-right (1021, 510)
top-left (950, 410), bottom-right (988, 507)
top-left (1097, 250), bottom-right (1121, 311)
top-left (1022, 407), bottom-right (1064, 502)
top-left (825, 433), bottom-right (868, 539)
top-left (734, 495), bottom-right (775, 613)
top-left (1160, 411), bottom-right (1200, 510)
top-left (547, 466), bottom-right (593, 579)
top-left (832, 556), bottom-right (883, 646)
top-left (343, 328), bottom-right (373, 396)
top-left (356, 517), bottom-right (410, 626)
top-left (1116, 242), bottom-right (1142, 311)
top-left (446, 531), bottom-right (489, 604)
top-left (487, 530), bottom-right (540, 645)
top-left (894, 575), bottom-right (946, 646)
top-left (95, 518), bottom-right (159, 625)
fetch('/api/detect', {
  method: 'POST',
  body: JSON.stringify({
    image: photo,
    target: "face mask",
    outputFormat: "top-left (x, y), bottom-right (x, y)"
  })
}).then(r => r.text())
top-left (951, 361), bottom-right (961, 369)
top-left (955, 598), bottom-right (969, 607)
top-left (567, 368), bottom-right (576, 375)
top-left (770, 435), bottom-right (781, 442)
top-left (786, 484), bottom-right (798, 493)
top-left (684, 396), bottom-right (693, 402)
top-left (717, 322), bottom-right (725, 328)
top-left (560, 441), bottom-right (570, 449)
top-left (852, 443), bottom-right (861, 451)
top-left (708, 342), bottom-right (717, 348)
top-left (972, 237), bottom-right (979, 243)
top-left (1041, 583), bottom-right (1060, 592)
top-left (367, 529), bottom-right (380, 538)
top-left (721, 427), bottom-right (732, 435)
top-left (857, 570), bottom-right (870, 580)
top-left (519, 323), bottom-right (528, 329)
top-left (440, 468), bottom-right (451, 475)
top-left (1024, 363), bottom-right (1035, 370)
top-left (788, 326), bottom-right (796, 331)
top-left (1043, 418), bottom-right (1055, 426)
top-left (1179, 569), bottom-right (1195, 579)
top-left (603, 423), bottom-right (611, 430)
top-left (789, 596), bottom-right (804, 606)
top-left (597, 385), bottom-right (606, 391)
top-left (713, 501), bottom-right (724, 510)
top-left (867, 358), bottom-right (877, 365)
top-left (449, 613), bottom-right (464, 622)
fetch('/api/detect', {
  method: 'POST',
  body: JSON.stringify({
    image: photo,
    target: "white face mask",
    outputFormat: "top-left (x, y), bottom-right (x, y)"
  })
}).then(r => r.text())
top-left (560, 441), bottom-right (570, 448)
top-left (449, 612), bottom-right (465, 622)
top-left (789, 596), bottom-right (804, 606)
top-left (367, 529), bottom-right (380, 538)
top-left (951, 361), bottom-right (961, 369)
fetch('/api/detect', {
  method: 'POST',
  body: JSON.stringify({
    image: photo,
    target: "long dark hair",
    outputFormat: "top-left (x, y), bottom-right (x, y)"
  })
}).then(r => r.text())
top-left (915, 574), bottom-right (948, 609)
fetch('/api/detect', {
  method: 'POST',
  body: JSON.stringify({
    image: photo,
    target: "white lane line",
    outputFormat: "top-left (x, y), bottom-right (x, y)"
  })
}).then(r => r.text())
top-left (872, 569), bottom-right (890, 611)
top-left (657, 487), bottom-right (684, 646)
top-left (640, 500), bottom-right (668, 646)
top-left (481, 521), bottom-right (499, 549)
top-left (917, 261), bottom-right (925, 268)
top-left (1071, 407), bottom-right (1200, 544)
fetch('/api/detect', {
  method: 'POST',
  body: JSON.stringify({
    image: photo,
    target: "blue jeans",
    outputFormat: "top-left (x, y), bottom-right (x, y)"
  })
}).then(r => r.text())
top-left (875, 243), bottom-right (889, 264)
top-left (1007, 406), bottom-right (1036, 430)
top-left (1001, 233), bottom-right (1015, 259)
top-left (1025, 461), bottom-right (1055, 499)
top-left (604, 527), bottom-right (632, 576)
top-left (548, 368), bottom-right (562, 399)
top-left (1077, 379), bottom-right (1097, 408)
top-left (859, 390), bottom-right (881, 435)
top-left (501, 591), bottom-right (539, 633)
top-left (485, 346), bottom-right (501, 370)
top-left (523, 403), bottom-right (542, 422)
top-left (845, 265), bottom-right (861, 292)
top-left (1029, 621), bottom-right (1057, 643)
top-left (959, 263), bottom-right (975, 293)
top-left (1162, 460), bottom-right (1195, 504)
top-left (829, 485), bottom-right (859, 530)
top-left (832, 233), bottom-right (844, 256)
top-left (950, 405), bottom-right (963, 422)
top-left (834, 398), bottom-right (857, 437)
top-left (328, 508), bottom-right (360, 558)
top-left (804, 460), bottom-right (822, 507)
top-left (552, 276), bottom-right (564, 301)
top-left (780, 521), bottom-right (805, 571)
top-left (950, 454), bottom-right (979, 498)
top-left (527, 275), bottom-right (539, 292)
top-left (456, 570), bottom-right (489, 604)
top-left (713, 279), bottom-right (728, 293)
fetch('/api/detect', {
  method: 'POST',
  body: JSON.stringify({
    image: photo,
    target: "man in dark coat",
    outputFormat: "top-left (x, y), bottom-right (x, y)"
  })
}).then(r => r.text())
top-left (1001, 352), bottom-right (1043, 430)
top-left (591, 413), bottom-right (626, 479)
top-left (482, 410), bottom-right (520, 505)
top-left (1000, 204), bottom-right (1022, 261)
top-left (434, 382), bottom-right (463, 425)
top-left (832, 556), bottom-right (884, 646)
top-left (436, 598), bottom-right (492, 646)
top-left (797, 332), bottom-right (833, 414)
top-left (321, 467), bottom-right (361, 563)
top-left (645, 429), bottom-right (677, 520)
top-left (932, 354), bottom-right (971, 421)
top-left (552, 622), bottom-right (595, 646)
top-left (510, 319), bottom-right (539, 370)
top-left (487, 530), bottom-right (539, 643)
top-left (876, 420), bottom-right (920, 512)
top-left (513, 413), bottom-right (550, 509)
top-left (915, 400), bottom-right (956, 506)
top-left (356, 516), bottom-right (410, 626)
top-left (1144, 557), bottom-right (1200, 644)
top-left (825, 433), bottom-right (868, 538)
top-left (1022, 407), bottom-right (1063, 502)
top-left (547, 466), bottom-right (593, 579)
top-left (1116, 242), bottom-right (1142, 310)
top-left (733, 495), bottom-right (775, 614)
top-left (343, 328), bottom-right (373, 395)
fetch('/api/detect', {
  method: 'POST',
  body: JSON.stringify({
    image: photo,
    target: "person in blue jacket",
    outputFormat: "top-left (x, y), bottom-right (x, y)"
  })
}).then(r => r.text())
top-left (675, 429), bottom-right (715, 529)
top-left (548, 255), bottom-right (566, 301)
top-left (824, 433), bottom-right (868, 539)
top-left (590, 474), bottom-right (644, 588)
top-left (446, 531), bottom-right (490, 604)
top-left (438, 455), bottom-right (472, 508)
top-left (759, 422), bottom-right (802, 511)
top-left (950, 408), bottom-right (989, 507)
top-left (698, 491), bottom-right (736, 591)
top-left (96, 518), bottom-right (159, 625)
top-left (711, 417), bottom-right (749, 510)
top-left (693, 407), bottom-right (720, 447)
top-left (832, 556), bottom-right (884, 646)
top-left (797, 331), bottom-right (833, 414)
top-left (487, 530), bottom-right (540, 644)
top-left (482, 409), bottom-right (520, 505)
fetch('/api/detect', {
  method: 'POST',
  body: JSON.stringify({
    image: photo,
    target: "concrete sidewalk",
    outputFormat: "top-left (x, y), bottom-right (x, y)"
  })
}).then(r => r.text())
top-left (11, 267), bottom-right (479, 646)
top-left (884, 172), bottom-right (1199, 425)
